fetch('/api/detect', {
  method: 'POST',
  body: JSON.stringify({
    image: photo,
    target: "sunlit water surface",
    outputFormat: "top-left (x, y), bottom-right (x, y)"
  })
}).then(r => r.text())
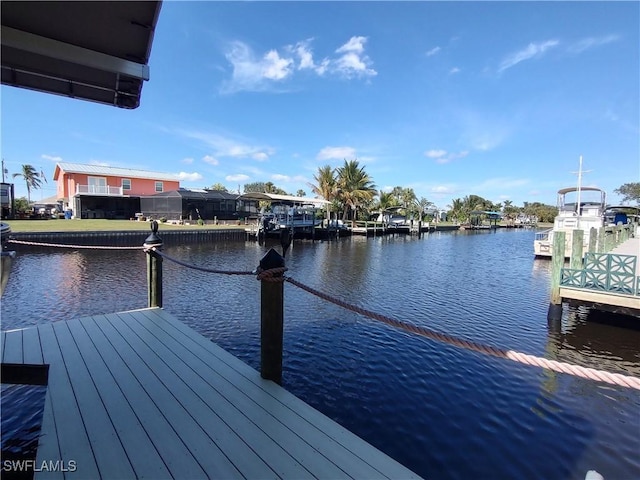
top-left (2, 229), bottom-right (639, 479)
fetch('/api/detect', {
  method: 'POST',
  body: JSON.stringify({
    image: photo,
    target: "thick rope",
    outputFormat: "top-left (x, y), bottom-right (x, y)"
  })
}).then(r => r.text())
top-left (285, 276), bottom-right (640, 390)
top-left (7, 239), bottom-right (140, 250)
top-left (150, 248), bottom-right (254, 276)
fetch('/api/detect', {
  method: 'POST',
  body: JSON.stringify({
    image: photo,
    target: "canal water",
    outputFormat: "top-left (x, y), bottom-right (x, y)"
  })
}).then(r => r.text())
top-left (2, 229), bottom-right (639, 479)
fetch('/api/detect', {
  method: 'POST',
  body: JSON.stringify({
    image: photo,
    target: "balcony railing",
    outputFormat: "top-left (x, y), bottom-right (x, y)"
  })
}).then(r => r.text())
top-left (76, 185), bottom-right (123, 196)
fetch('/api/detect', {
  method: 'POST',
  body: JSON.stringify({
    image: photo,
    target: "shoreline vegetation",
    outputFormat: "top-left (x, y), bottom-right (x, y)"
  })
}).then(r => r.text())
top-left (3, 218), bottom-right (553, 234)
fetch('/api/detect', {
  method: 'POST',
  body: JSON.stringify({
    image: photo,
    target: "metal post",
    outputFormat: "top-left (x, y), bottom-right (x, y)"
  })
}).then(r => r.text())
top-left (547, 231), bottom-right (565, 322)
top-left (144, 221), bottom-right (163, 308)
top-left (570, 229), bottom-right (583, 270)
top-left (258, 248), bottom-right (285, 384)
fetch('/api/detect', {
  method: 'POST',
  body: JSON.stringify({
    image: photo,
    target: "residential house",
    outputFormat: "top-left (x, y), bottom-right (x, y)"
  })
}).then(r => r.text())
top-left (53, 162), bottom-right (180, 219)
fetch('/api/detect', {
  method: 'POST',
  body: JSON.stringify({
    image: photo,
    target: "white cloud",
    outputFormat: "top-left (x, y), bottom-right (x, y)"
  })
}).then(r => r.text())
top-left (202, 155), bottom-right (219, 165)
top-left (176, 172), bottom-right (204, 182)
top-left (316, 146), bottom-right (357, 161)
top-left (449, 67), bottom-right (461, 75)
top-left (226, 174), bottom-right (250, 182)
top-left (426, 46), bottom-right (441, 57)
top-left (222, 36), bottom-right (376, 92)
top-left (567, 34), bottom-right (619, 54)
top-left (41, 154), bottom-right (63, 162)
top-left (498, 40), bottom-right (559, 73)
top-left (182, 157), bottom-right (194, 164)
top-left (425, 149), bottom-right (447, 159)
top-left (426, 149), bottom-right (468, 164)
top-left (431, 185), bottom-right (455, 194)
top-left (473, 177), bottom-right (529, 190)
top-left (334, 36), bottom-right (377, 79)
top-left (262, 50), bottom-right (294, 80)
top-left (221, 41), bottom-right (294, 93)
top-left (178, 130), bottom-right (273, 161)
top-left (272, 174), bottom-right (290, 182)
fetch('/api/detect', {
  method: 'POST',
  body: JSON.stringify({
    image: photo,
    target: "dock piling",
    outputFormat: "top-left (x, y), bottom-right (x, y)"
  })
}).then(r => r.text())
top-left (258, 248), bottom-right (285, 384)
top-left (547, 231), bottom-right (565, 324)
top-left (570, 229), bottom-right (583, 270)
top-left (144, 221), bottom-right (163, 308)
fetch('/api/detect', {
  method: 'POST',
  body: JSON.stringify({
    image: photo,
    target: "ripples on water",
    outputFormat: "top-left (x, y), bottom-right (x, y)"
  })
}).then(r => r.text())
top-left (2, 229), bottom-right (639, 479)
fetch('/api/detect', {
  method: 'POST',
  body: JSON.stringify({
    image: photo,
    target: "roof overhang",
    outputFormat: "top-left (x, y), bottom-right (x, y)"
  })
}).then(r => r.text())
top-left (1, 1), bottom-right (162, 109)
top-left (239, 192), bottom-right (330, 206)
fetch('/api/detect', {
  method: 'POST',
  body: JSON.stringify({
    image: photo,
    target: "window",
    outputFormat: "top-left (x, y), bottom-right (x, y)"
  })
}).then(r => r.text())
top-left (155, 181), bottom-right (163, 192)
top-left (122, 179), bottom-right (131, 191)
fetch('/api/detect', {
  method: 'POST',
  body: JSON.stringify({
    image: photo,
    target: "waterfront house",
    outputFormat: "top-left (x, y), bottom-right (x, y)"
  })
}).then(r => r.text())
top-left (53, 162), bottom-right (180, 219)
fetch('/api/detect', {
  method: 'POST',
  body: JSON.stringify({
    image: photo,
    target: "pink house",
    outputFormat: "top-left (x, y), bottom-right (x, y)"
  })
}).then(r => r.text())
top-left (53, 162), bottom-right (180, 219)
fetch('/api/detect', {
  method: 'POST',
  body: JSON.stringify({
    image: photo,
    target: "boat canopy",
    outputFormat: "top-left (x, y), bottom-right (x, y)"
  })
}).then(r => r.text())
top-left (239, 192), bottom-right (330, 206)
top-left (557, 186), bottom-right (604, 195)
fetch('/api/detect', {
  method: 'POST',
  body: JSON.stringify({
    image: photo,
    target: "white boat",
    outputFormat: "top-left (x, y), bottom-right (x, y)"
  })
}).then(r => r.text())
top-left (534, 185), bottom-right (606, 258)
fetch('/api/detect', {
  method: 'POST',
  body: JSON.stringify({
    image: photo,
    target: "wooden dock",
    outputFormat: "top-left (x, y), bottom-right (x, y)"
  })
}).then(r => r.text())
top-left (558, 236), bottom-right (640, 315)
top-left (1, 308), bottom-right (420, 479)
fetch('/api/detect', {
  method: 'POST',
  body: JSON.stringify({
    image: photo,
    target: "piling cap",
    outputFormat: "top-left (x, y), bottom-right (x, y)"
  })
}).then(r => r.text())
top-left (144, 220), bottom-right (163, 247)
top-left (259, 248), bottom-right (285, 270)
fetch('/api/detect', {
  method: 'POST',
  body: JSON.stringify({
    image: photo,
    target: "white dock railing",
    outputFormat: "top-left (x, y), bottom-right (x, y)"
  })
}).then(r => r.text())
top-left (76, 185), bottom-right (123, 196)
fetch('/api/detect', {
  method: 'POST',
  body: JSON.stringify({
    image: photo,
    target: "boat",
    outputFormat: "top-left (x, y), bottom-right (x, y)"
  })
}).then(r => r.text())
top-left (239, 192), bottom-right (329, 238)
top-left (534, 185), bottom-right (606, 258)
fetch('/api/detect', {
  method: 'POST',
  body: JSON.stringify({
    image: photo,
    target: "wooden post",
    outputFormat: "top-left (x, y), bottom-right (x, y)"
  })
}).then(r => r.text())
top-left (259, 248), bottom-right (285, 384)
top-left (570, 229), bottom-right (583, 270)
top-left (597, 227), bottom-right (605, 252)
top-left (547, 231), bottom-right (565, 322)
top-left (604, 228), bottom-right (614, 252)
top-left (588, 227), bottom-right (597, 253)
top-left (144, 221), bottom-right (163, 308)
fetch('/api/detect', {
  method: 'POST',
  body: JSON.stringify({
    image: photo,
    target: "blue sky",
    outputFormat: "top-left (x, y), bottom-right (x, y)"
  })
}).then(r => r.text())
top-left (2, 1), bottom-right (638, 209)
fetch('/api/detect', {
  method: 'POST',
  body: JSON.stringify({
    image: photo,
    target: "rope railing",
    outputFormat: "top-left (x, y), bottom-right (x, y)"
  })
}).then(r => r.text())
top-left (284, 276), bottom-right (640, 390)
top-left (6, 236), bottom-right (639, 390)
top-left (7, 239), bottom-right (140, 250)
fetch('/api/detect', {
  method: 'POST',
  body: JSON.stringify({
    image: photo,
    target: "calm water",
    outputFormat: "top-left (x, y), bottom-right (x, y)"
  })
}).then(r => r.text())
top-left (2, 229), bottom-right (639, 480)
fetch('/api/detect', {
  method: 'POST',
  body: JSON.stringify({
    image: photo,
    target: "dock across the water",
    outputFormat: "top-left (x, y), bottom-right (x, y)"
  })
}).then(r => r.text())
top-left (1, 308), bottom-right (421, 479)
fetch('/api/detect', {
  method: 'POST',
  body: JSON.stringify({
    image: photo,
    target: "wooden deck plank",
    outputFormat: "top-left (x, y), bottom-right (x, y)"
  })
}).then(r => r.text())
top-left (110, 311), bottom-right (335, 479)
top-left (130, 309), bottom-right (369, 479)
top-left (143, 308), bottom-right (420, 479)
top-left (37, 323), bottom-right (100, 479)
top-left (51, 321), bottom-right (136, 479)
top-left (96, 314), bottom-right (250, 478)
top-left (64, 318), bottom-right (172, 479)
top-left (21, 325), bottom-right (43, 364)
top-left (34, 389), bottom-right (64, 480)
top-left (1, 330), bottom-right (6, 362)
top-left (79, 315), bottom-right (208, 479)
top-left (3, 329), bottom-right (23, 363)
top-left (5, 308), bottom-right (421, 480)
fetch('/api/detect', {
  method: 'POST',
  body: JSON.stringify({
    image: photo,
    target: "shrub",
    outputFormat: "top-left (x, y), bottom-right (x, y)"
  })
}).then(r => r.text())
top-left (197, 218), bottom-right (205, 226)
top-left (159, 217), bottom-right (167, 223)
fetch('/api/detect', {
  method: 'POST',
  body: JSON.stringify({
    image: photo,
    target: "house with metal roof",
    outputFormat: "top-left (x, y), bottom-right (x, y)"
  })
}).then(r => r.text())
top-left (53, 162), bottom-right (180, 219)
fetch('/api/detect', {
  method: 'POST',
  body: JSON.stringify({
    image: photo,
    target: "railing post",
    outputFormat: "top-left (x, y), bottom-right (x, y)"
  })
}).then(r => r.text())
top-left (588, 227), bottom-right (597, 253)
top-left (547, 231), bottom-right (565, 324)
top-left (258, 248), bottom-right (285, 384)
top-left (570, 229), bottom-right (583, 270)
top-left (144, 221), bottom-right (163, 308)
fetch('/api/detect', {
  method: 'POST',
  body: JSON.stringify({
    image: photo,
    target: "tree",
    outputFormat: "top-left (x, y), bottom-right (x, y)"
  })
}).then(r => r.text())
top-left (209, 183), bottom-right (228, 192)
top-left (243, 182), bottom-right (266, 194)
top-left (14, 197), bottom-right (30, 214)
top-left (614, 182), bottom-right (640, 205)
top-left (335, 159), bottom-right (376, 225)
top-left (309, 165), bottom-right (337, 221)
top-left (296, 189), bottom-right (306, 197)
top-left (416, 197), bottom-right (433, 221)
top-left (12, 164), bottom-right (43, 203)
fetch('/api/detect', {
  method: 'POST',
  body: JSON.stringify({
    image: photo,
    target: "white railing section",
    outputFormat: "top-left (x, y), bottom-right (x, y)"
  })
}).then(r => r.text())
top-left (76, 185), bottom-right (123, 196)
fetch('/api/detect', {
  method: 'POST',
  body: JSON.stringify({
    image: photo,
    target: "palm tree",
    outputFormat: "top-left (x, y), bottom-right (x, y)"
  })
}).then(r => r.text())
top-left (335, 159), bottom-right (376, 225)
top-left (416, 197), bottom-right (433, 222)
top-left (309, 165), bottom-right (337, 221)
top-left (13, 164), bottom-right (43, 203)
